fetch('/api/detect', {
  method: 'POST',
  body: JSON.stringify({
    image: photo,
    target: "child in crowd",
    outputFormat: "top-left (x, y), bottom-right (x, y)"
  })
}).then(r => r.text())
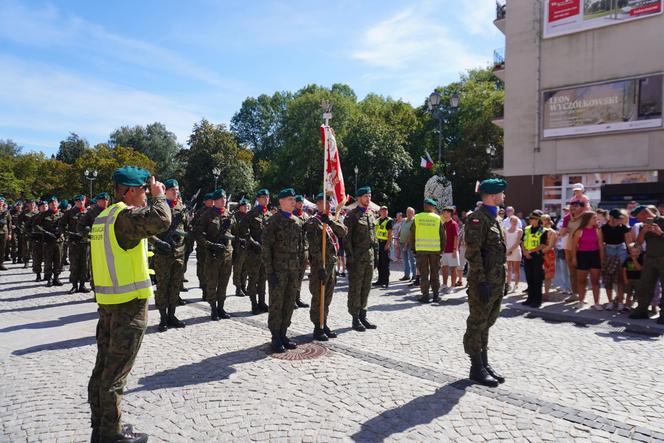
top-left (622, 242), bottom-right (643, 310)
top-left (569, 183), bottom-right (591, 208)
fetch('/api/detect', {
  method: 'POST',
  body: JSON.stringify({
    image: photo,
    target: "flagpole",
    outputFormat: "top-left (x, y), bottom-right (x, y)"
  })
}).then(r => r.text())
top-left (320, 102), bottom-right (333, 330)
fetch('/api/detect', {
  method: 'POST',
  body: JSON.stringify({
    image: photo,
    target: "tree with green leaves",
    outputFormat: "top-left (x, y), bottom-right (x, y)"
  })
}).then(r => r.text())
top-left (56, 133), bottom-right (89, 164)
top-left (0, 139), bottom-right (22, 157)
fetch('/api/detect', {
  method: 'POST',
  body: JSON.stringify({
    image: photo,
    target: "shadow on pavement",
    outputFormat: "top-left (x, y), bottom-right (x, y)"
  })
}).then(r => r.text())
top-left (595, 330), bottom-right (660, 342)
top-left (0, 311), bottom-right (98, 333)
top-left (0, 297), bottom-right (92, 314)
top-left (351, 379), bottom-right (469, 442)
top-left (0, 288), bottom-right (67, 301)
top-left (12, 335), bottom-right (97, 356)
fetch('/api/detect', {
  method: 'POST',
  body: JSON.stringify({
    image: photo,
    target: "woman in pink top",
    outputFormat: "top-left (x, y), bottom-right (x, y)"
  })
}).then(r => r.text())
top-left (571, 211), bottom-right (605, 310)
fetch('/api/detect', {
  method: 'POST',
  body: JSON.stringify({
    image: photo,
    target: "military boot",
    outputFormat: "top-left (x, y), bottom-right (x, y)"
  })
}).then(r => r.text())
top-left (0, 264), bottom-right (6, 271)
top-left (271, 333), bottom-right (286, 353)
top-left (257, 294), bottom-right (269, 313)
top-left (359, 309), bottom-right (377, 329)
top-left (23, 262), bottom-right (29, 269)
top-left (216, 298), bottom-right (231, 319)
top-left (35, 272), bottom-right (41, 282)
top-left (432, 291), bottom-right (440, 303)
top-left (249, 295), bottom-right (259, 315)
top-left (167, 306), bottom-right (185, 328)
top-left (210, 301), bottom-right (219, 321)
top-left (68, 283), bottom-right (78, 294)
top-left (418, 294), bottom-right (430, 303)
top-left (79, 282), bottom-right (91, 293)
top-left (235, 286), bottom-right (245, 297)
top-left (12, 257), bottom-right (16, 264)
top-left (52, 274), bottom-right (63, 286)
top-left (469, 353), bottom-right (498, 387)
top-left (411, 276), bottom-right (420, 286)
top-left (158, 308), bottom-right (168, 332)
top-left (98, 424), bottom-right (148, 443)
top-left (45, 274), bottom-right (53, 287)
top-left (281, 330), bottom-right (297, 350)
top-left (295, 295), bottom-right (309, 308)
top-left (177, 296), bottom-right (187, 305)
top-left (481, 349), bottom-right (505, 384)
top-left (323, 324), bottom-right (337, 338)
top-left (352, 314), bottom-right (366, 332)
top-left (313, 326), bottom-right (328, 341)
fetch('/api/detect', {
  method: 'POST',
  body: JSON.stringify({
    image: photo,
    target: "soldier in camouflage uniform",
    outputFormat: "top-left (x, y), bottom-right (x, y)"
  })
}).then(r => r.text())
top-left (344, 186), bottom-right (379, 332)
top-left (59, 194), bottom-right (91, 293)
top-left (305, 193), bottom-right (347, 341)
top-left (241, 188), bottom-right (270, 315)
top-left (18, 199), bottom-right (37, 268)
top-left (30, 200), bottom-right (47, 280)
top-left (232, 198), bottom-right (250, 297)
top-left (194, 188), bottom-right (238, 321)
top-left (192, 193), bottom-right (214, 300)
top-left (9, 201), bottom-right (23, 264)
top-left (263, 188), bottom-right (305, 353)
top-left (292, 195), bottom-right (310, 309)
top-left (59, 200), bottom-right (70, 266)
top-left (463, 178), bottom-right (508, 388)
top-left (88, 167), bottom-right (170, 443)
top-left (152, 179), bottom-right (189, 331)
top-left (35, 196), bottom-right (65, 287)
top-left (0, 197), bottom-right (11, 270)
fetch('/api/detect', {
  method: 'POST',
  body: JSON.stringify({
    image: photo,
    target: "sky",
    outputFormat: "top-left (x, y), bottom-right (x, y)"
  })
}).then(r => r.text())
top-left (0, 0), bottom-right (504, 156)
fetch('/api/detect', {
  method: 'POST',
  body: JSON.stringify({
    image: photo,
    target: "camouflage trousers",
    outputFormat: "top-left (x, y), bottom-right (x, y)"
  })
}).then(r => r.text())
top-left (416, 252), bottom-right (441, 296)
top-left (296, 251), bottom-right (308, 298)
top-left (246, 250), bottom-right (266, 302)
top-left (20, 234), bottom-right (31, 264)
top-left (68, 241), bottom-right (90, 284)
top-left (195, 243), bottom-right (207, 294)
top-left (43, 240), bottom-right (64, 277)
top-left (154, 253), bottom-right (185, 309)
top-left (463, 280), bottom-right (504, 355)
top-left (32, 240), bottom-right (43, 273)
top-left (267, 269), bottom-right (299, 334)
top-left (347, 257), bottom-right (373, 315)
top-left (88, 298), bottom-right (148, 438)
top-left (309, 259), bottom-right (336, 327)
top-left (232, 249), bottom-right (248, 289)
top-left (10, 233), bottom-right (21, 261)
top-left (205, 250), bottom-right (233, 305)
top-left (0, 235), bottom-right (5, 266)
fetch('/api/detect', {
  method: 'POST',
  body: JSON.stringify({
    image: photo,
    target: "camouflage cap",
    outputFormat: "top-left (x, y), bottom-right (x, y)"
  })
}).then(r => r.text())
top-left (112, 166), bottom-right (151, 187)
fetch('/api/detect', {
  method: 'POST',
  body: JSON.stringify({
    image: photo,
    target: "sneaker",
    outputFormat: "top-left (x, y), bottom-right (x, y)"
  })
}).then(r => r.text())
top-left (565, 294), bottom-right (579, 303)
top-left (574, 301), bottom-right (586, 309)
top-left (591, 304), bottom-right (604, 311)
top-left (603, 302), bottom-right (614, 311)
top-left (617, 303), bottom-right (625, 311)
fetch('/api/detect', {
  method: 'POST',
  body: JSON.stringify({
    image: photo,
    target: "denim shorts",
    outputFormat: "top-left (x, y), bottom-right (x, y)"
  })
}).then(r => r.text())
top-left (605, 243), bottom-right (627, 263)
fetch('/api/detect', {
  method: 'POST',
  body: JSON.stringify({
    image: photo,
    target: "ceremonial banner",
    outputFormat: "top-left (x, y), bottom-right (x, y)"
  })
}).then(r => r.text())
top-left (320, 125), bottom-right (346, 205)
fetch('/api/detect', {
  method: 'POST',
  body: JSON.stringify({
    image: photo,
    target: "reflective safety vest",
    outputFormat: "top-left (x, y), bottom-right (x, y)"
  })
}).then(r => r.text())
top-left (90, 202), bottom-right (153, 304)
top-left (376, 217), bottom-right (392, 241)
top-left (414, 212), bottom-right (442, 252)
top-left (523, 225), bottom-right (543, 251)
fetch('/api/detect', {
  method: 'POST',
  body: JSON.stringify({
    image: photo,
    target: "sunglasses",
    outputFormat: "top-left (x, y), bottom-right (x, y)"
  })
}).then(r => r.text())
top-left (123, 184), bottom-right (150, 196)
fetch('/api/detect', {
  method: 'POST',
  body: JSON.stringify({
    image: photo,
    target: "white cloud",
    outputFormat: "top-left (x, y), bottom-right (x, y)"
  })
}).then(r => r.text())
top-left (458, 0), bottom-right (501, 36)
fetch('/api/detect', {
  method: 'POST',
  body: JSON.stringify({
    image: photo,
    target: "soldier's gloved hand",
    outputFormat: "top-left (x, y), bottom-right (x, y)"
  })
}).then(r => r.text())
top-left (154, 239), bottom-right (172, 254)
top-left (249, 239), bottom-right (262, 253)
top-left (238, 238), bottom-right (248, 249)
top-left (268, 273), bottom-right (277, 287)
top-left (320, 213), bottom-right (330, 224)
top-left (478, 282), bottom-right (491, 304)
top-left (209, 242), bottom-right (226, 252)
top-left (221, 218), bottom-right (231, 231)
top-left (318, 268), bottom-right (327, 282)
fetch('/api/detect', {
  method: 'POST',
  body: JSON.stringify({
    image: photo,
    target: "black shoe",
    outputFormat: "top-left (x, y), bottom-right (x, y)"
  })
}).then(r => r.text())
top-left (52, 276), bottom-right (63, 286)
top-left (210, 302), bottom-right (219, 321)
top-left (180, 286), bottom-right (189, 292)
top-left (235, 287), bottom-right (246, 297)
top-left (46, 278), bottom-right (53, 287)
top-left (217, 306), bottom-right (231, 319)
top-left (411, 277), bottom-right (420, 286)
top-left (359, 309), bottom-right (377, 329)
top-left (167, 307), bottom-right (186, 328)
top-left (323, 325), bottom-right (337, 339)
top-left (295, 297), bottom-right (309, 308)
top-left (257, 301), bottom-right (269, 313)
top-left (372, 281), bottom-right (382, 287)
top-left (481, 349), bottom-right (505, 384)
top-left (251, 301), bottom-right (259, 315)
top-left (158, 308), bottom-right (168, 332)
top-left (68, 284), bottom-right (78, 294)
top-left (469, 353), bottom-right (499, 387)
top-left (529, 302), bottom-right (542, 308)
top-left (338, 272), bottom-right (346, 277)
top-left (352, 314), bottom-right (366, 332)
top-left (23, 263), bottom-right (28, 269)
top-left (432, 292), bottom-right (440, 303)
top-left (281, 333), bottom-right (297, 350)
top-left (520, 300), bottom-right (533, 307)
top-left (399, 275), bottom-right (410, 281)
top-left (79, 282), bottom-right (91, 293)
top-left (271, 336), bottom-right (286, 353)
top-left (313, 327), bottom-right (329, 341)
top-left (98, 426), bottom-right (148, 443)
top-left (418, 296), bottom-right (430, 304)
top-left (63, 260), bottom-right (69, 266)
top-left (177, 297), bottom-right (187, 306)
top-left (12, 258), bottom-right (16, 264)
top-left (382, 284), bottom-right (389, 289)
top-left (35, 273), bottom-right (42, 282)
top-left (629, 310), bottom-right (650, 319)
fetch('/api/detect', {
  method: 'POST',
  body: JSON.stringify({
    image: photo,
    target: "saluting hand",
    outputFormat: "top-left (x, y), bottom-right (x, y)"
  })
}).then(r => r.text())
top-left (149, 176), bottom-right (166, 197)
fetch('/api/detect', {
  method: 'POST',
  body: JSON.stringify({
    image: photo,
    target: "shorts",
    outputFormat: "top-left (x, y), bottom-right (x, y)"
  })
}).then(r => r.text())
top-left (337, 239), bottom-right (345, 257)
top-left (441, 252), bottom-right (460, 267)
top-left (576, 250), bottom-right (601, 271)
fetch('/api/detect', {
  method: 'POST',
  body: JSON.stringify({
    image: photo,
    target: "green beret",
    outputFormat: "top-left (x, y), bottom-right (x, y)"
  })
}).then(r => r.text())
top-left (357, 186), bottom-right (371, 197)
top-left (256, 188), bottom-right (269, 197)
top-left (478, 178), bottom-right (507, 195)
top-left (96, 192), bottom-right (110, 200)
top-left (38, 200), bottom-right (47, 207)
top-left (203, 192), bottom-right (214, 201)
top-left (112, 166), bottom-right (151, 187)
top-left (0, 196), bottom-right (4, 202)
top-left (90, 198), bottom-right (97, 205)
top-left (238, 198), bottom-right (248, 206)
top-left (47, 196), bottom-right (58, 203)
top-left (315, 192), bottom-right (325, 202)
top-left (14, 200), bottom-right (23, 205)
top-left (211, 188), bottom-right (226, 200)
top-left (58, 200), bottom-right (69, 210)
top-left (278, 188), bottom-right (296, 199)
top-left (295, 195), bottom-right (304, 203)
top-left (25, 199), bottom-right (34, 204)
top-left (631, 205), bottom-right (648, 217)
top-left (424, 198), bottom-right (437, 206)
top-left (73, 194), bottom-right (85, 202)
top-left (164, 179), bottom-right (179, 189)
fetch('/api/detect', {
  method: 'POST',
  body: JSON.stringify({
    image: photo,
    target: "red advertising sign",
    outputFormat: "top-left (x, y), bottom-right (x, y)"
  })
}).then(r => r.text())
top-left (629, 3), bottom-right (662, 16)
top-left (548, 0), bottom-right (580, 22)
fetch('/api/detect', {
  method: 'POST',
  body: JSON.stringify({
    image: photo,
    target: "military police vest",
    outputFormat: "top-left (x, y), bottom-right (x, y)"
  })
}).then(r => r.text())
top-left (414, 212), bottom-right (442, 252)
top-left (90, 202), bottom-right (153, 305)
top-left (523, 226), bottom-right (544, 251)
top-left (376, 217), bottom-right (392, 241)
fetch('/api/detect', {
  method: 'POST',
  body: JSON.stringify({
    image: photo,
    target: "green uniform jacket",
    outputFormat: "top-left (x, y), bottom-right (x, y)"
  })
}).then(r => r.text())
top-left (0, 209), bottom-right (11, 235)
top-left (154, 200), bottom-right (189, 256)
top-left (35, 209), bottom-right (64, 242)
top-left (464, 206), bottom-right (506, 285)
top-left (60, 206), bottom-right (88, 243)
top-left (262, 212), bottom-right (304, 275)
top-left (305, 215), bottom-right (347, 269)
top-left (242, 205), bottom-right (270, 251)
top-left (193, 207), bottom-right (238, 254)
top-left (77, 205), bottom-right (103, 239)
top-left (343, 207), bottom-right (378, 265)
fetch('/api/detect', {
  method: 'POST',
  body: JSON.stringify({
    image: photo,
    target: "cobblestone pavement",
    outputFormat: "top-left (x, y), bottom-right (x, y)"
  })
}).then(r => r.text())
top-left (1, 257), bottom-right (664, 442)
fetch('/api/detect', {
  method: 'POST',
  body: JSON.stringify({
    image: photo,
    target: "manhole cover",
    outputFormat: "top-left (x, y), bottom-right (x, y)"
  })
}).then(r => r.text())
top-left (269, 342), bottom-right (330, 360)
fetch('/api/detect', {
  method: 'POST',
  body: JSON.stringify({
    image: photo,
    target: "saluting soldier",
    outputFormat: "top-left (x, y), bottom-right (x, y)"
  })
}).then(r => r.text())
top-left (263, 188), bottom-right (305, 353)
top-left (241, 188), bottom-right (270, 315)
top-left (305, 193), bottom-right (347, 341)
top-left (0, 196), bottom-right (11, 270)
top-left (35, 196), bottom-right (65, 287)
top-left (18, 199), bottom-right (37, 268)
top-left (152, 179), bottom-right (189, 331)
top-left (410, 198), bottom-right (446, 303)
top-left (344, 186), bottom-right (379, 331)
top-left (293, 194), bottom-right (310, 309)
top-left (30, 200), bottom-right (48, 280)
top-left (193, 188), bottom-right (238, 321)
top-left (10, 200), bottom-right (23, 264)
top-left (88, 166), bottom-right (170, 443)
top-left (60, 194), bottom-right (91, 293)
top-left (463, 178), bottom-right (508, 387)
top-left (232, 198), bottom-right (250, 297)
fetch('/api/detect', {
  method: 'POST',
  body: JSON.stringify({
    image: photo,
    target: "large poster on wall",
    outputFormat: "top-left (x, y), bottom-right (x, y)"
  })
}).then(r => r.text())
top-left (542, 74), bottom-right (663, 138)
top-left (544, 0), bottom-right (663, 38)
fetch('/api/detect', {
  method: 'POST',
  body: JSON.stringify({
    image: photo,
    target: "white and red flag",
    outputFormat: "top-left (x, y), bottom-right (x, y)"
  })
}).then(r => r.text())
top-left (420, 150), bottom-right (433, 169)
top-left (320, 124), bottom-right (346, 206)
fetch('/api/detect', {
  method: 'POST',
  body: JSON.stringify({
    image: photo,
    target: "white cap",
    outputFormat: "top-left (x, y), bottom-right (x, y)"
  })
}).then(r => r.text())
top-left (572, 183), bottom-right (584, 191)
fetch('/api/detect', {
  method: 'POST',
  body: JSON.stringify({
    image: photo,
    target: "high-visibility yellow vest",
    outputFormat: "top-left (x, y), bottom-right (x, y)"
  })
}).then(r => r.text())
top-left (90, 202), bottom-right (153, 304)
top-left (414, 212), bottom-right (442, 252)
top-left (523, 226), bottom-right (543, 251)
top-left (376, 217), bottom-right (392, 241)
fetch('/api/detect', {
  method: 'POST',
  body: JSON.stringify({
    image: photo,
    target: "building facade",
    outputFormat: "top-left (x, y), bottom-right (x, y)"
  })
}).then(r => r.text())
top-left (494, 0), bottom-right (664, 215)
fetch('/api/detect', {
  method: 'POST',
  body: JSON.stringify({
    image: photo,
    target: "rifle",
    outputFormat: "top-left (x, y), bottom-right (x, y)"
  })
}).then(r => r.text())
top-left (208, 217), bottom-right (234, 257)
top-left (154, 211), bottom-right (184, 255)
top-left (35, 225), bottom-right (58, 241)
top-left (67, 230), bottom-right (84, 242)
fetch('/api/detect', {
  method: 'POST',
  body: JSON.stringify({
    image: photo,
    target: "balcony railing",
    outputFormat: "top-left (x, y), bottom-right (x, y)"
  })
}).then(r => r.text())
top-left (496, 1), bottom-right (506, 21)
top-left (493, 47), bottom-right (505, 70)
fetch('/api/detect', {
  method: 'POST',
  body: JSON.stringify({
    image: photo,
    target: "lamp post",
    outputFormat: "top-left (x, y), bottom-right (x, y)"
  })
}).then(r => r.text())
top-left (84, 169), bottom-right (98, 197)
top-left (353, 165), bottom-right (358, 196)
top-left (212, 167), bottom-right (221, 189)
top-left (427, 91), bottom-right (460, 163)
